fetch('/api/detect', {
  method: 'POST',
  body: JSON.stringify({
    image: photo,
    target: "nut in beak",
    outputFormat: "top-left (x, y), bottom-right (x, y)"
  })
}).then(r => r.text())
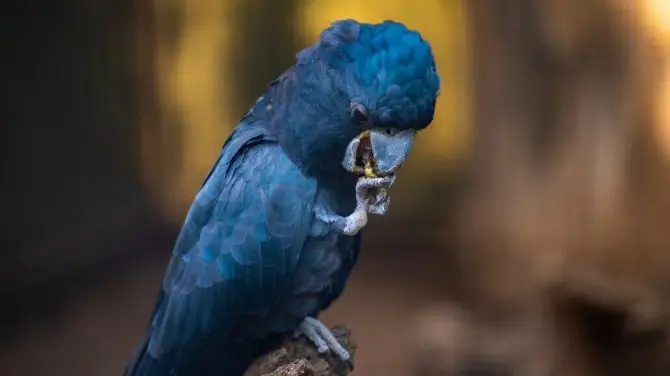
top-left (341, 128), bottom-right (416, 178)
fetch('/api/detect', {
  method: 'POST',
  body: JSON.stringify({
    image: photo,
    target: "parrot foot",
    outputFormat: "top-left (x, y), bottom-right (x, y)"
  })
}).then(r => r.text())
top-left (356, 175), bottom-right (394, 216)
top-left (293, 317), bottom-right (354, 369)
top-left (317, 175), bottom-right (395, 236)
top-left (338, 209), bottom-right (368, 236)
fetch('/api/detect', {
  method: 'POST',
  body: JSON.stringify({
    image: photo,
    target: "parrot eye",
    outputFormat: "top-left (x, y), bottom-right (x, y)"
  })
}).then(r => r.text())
top-left (350, 102), bottom-right (368, 125)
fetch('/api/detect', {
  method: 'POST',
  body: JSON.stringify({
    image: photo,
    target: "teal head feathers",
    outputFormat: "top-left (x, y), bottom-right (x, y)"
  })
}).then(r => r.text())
top-left (297, 19), bottom-right (440, 131)
top-left (272, 19), bottom-right (440, 183)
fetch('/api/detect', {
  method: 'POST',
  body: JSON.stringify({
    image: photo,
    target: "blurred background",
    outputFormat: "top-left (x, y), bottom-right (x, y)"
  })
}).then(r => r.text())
top-left (4, 1), bottom-right (670, 375)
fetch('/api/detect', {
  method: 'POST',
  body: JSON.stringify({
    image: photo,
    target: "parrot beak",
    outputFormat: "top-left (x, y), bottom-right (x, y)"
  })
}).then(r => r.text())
top-left (341, 128), bottom-right (416, 178)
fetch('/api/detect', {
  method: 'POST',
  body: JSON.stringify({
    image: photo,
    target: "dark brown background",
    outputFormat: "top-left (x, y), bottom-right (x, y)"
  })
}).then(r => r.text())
top-left (3, 1), bottom-right (670, 376)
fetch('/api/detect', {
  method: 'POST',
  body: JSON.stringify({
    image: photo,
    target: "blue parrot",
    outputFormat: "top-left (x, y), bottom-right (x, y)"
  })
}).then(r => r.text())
top-left (124, 19), bottom-right (440, 376)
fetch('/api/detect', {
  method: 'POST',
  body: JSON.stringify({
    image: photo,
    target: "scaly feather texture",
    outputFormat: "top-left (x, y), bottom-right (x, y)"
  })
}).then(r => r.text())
top-left (124, 19), bottom-right (440, 376)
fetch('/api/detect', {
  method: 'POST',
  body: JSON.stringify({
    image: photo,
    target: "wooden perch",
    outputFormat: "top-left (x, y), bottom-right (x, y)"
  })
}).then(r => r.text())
top-left (244, 325), bottom-right (356, 376)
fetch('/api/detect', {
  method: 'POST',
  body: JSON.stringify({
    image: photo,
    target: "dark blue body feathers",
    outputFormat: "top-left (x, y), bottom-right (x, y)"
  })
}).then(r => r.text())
top-left (126, 121), bottom-right (360, 376)
top-left (124, 18), bottom-right (439, 376)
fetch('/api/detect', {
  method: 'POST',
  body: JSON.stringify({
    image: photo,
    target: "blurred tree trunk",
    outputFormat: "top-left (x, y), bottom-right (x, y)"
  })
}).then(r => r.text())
top-left (3, 0), bottom-right (158, 296)
top-left (229, 0), bottom-right (301, 112)
top-left (418, 1), bottom-right (670, 375)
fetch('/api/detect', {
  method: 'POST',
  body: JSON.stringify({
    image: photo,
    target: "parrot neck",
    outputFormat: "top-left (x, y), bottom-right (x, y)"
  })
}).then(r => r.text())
top-left (262, 66), bottom-right (358, 191)
top-left (248, 65), bottom-right (359, 212)
top-left (316, 178), bottom-right (358, 216)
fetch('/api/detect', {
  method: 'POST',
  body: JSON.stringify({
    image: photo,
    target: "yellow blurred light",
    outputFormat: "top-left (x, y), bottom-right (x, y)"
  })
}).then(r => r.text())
top-left (641, 0), bottom-right (670, 40)
top-left (150, 0), bottom-right (235, 222)
top-left (640, 0), bottom-right (670, 157)
top-left (656, 68), bottom-right (670, 156)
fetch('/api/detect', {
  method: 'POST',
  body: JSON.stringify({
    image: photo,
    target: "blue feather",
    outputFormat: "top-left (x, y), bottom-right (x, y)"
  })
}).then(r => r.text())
top-left (124, 18), bottom-right (439, 376)
top-left (125, 123), bottom-right (318, 376)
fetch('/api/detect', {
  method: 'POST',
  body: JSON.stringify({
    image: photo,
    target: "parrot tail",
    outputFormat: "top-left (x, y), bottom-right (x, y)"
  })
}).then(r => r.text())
top-left (122, 329), bottom-right (262, 376)
top-left (123, 292), bottom-right (276, 376)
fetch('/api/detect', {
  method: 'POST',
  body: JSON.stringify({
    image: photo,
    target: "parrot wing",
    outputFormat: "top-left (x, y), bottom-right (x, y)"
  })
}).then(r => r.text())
top-left (146, 124), bottom-right (317, 358)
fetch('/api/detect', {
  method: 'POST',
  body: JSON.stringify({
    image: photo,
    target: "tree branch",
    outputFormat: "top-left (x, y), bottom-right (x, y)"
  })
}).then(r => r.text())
top-left (244, 325), bottom-right (356, 376)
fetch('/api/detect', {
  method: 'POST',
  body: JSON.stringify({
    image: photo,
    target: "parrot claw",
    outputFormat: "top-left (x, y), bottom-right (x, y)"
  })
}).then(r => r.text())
top-left (367, 189), bottom-right (390, 215)
top-left (355, 175), bottom-right (394, 216)
top-left (294, 317), bottom-right (353, 365)
top-left (317, 174), bottom-right (395, 235)
top-left (355, 175), bottom-right (395, 193)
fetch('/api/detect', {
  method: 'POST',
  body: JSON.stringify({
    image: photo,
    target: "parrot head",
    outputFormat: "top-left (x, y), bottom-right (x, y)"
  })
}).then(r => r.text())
top-left (273, 19), bottom-right (440, 185)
